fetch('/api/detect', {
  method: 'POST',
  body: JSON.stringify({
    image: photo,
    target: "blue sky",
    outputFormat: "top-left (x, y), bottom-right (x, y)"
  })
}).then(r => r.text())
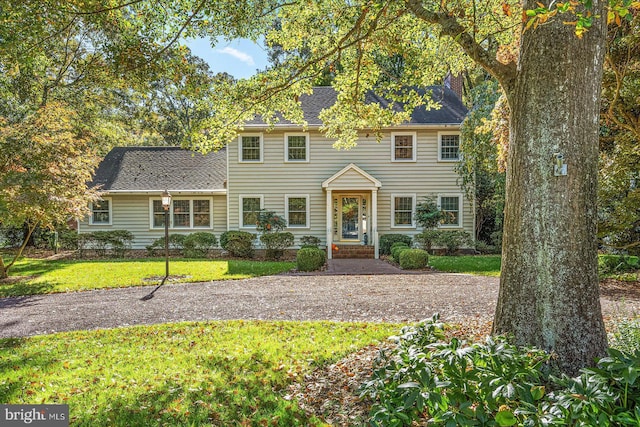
top-left (185, 38), bottom-right (270, 79)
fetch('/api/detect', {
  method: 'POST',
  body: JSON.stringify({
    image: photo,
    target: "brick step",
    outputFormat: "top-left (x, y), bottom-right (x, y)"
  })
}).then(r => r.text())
top-left (332, 245), bottom-right (375, 259)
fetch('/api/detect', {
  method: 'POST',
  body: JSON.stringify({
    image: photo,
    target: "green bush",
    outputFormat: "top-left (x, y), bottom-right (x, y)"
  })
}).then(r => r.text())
top-left (414, 196), bottom-right (443, 229)
top-left (300, 235), bottom-right (321, 248)
top-left (434, 230), bottom-right (473, 255)
top-left (296, 247), bottom-right (326, 272)
top-left (610, 318), bottom-right (640, 354)
top-left (220, 231), bottom-right (255, 258)
top-left (256, 210), bottom-right (286, 232)
top-left (78, 230), bottom-right (133, 258)
top-left (399, 249), bottom-right (429, 269)
top-left (599, 255), bottom-right (639, 275)
top-left (260, 232), bottom-right (294, 260)
top-left (361, 316), bottom-right (640, 427)
top-left (146, 234), bottom-right (187, 256)
top-left (57, 230), bottom-right (79, 250)
top-left (380, 234), bottom-right (412, 256)
top-left (414, 230), bottom-right (441, 252)
top-left (390, 242), bottom-right (410, 263)
top-left (183, 232), bottom-right (218, 258)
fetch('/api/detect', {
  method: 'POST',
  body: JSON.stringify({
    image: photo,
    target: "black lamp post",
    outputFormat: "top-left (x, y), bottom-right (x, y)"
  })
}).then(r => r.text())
top-left (161, 189), bottom-right (172, 281)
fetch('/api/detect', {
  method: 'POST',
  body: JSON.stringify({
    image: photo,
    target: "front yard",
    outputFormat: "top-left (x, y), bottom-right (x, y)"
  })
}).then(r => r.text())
top-left (0, 258), bottom-right (295, 297)
top-left (0, 320), bottom-right (397, 426)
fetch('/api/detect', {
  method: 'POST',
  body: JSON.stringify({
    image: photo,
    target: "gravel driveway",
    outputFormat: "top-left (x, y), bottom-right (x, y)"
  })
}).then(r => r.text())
top-left (1, 273), bottom-right (638, 338)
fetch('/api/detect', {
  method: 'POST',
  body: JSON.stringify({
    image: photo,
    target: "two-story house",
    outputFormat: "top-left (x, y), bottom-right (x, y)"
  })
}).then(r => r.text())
top-left (79, 85), bottom-right (471, 258)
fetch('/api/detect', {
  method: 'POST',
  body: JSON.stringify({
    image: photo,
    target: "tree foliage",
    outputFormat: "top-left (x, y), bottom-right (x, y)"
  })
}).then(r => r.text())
top-left (0, 102), bottom-right (100, 277)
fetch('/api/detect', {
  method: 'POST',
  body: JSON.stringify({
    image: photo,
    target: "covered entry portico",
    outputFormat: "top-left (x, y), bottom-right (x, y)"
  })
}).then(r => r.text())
top-left (322, 163), bottom-right (382, 259)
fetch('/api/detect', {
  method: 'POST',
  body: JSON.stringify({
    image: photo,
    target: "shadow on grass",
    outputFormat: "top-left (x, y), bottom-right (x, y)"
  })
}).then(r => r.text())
top-left (0, 281), bottom-right (55, 298)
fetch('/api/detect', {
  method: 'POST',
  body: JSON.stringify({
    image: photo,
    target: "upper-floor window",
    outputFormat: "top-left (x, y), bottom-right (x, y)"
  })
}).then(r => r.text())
top-left (285, 133), bottom-right (309, 162)
top-left (286, 195), bottom-right (309, 228)
top-left (438, 132), bottom-right (460, 161)
top-left (438, 195), bottom-right (462, 227)
top-left (392, 194), bottom-right (416, 228)
top-left (240, 195), bottom-right (263, 228)
top-left (150, 198), bottom-right (212, 229)
top-left (239, 134), bottom-right (263, 162)
top-left (90, 199), bottom-right (111, 225)
top-left (391, 132), bottom-right (416, 162)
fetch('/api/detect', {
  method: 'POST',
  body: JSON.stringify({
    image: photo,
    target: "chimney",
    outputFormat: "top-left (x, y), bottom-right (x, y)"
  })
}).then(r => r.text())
top-left (444, 72), bottom-right (464, 100)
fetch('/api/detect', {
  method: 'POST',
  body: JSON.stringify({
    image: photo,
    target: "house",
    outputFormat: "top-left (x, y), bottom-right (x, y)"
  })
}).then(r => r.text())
top-left (79, 86), bottom-right (471, 258)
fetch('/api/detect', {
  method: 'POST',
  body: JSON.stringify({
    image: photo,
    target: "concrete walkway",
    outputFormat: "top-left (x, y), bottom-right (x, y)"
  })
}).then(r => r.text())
top-left (323, 259), bottom-right (409, 275)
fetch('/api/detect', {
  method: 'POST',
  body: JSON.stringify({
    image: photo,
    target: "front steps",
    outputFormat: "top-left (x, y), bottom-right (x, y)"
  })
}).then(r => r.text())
top-left (331, 244), bottom-right (375, 259)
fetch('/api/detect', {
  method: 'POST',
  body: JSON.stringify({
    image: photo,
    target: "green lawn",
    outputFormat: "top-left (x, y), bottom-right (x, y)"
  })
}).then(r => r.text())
top-left (429, 255), bottom-right (501, 276)
top-left (1, 258), bottom-right (295, 297)
top-left (0, 320), bottom-right (396, 426)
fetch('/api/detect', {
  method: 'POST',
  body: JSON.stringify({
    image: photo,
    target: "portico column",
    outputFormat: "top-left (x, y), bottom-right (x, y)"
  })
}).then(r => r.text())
top-left (326, 189), bottom-right (333, 259)
top-left (372, 189), bottom-right (379, 259)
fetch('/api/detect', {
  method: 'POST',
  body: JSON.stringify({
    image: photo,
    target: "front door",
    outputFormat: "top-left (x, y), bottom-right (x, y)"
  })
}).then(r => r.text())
top-left (334, 194), bottom-right (369, 243)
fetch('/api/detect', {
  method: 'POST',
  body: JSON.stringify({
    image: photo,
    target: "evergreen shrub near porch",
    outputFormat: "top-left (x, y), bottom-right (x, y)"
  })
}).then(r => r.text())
top-left (399, 249), bottom-right (429, 270)
top-left (379, 234), bottom-right (412, 256)
top-left (220, 231), bottom-right (255, 258)
top-left (260, 232), bottom-right (294, 260)
top-left (296, 247), bottom-right (326, 272)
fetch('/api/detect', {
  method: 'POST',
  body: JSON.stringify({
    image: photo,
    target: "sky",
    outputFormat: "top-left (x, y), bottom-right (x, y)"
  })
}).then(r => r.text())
top-left (185, 38), bottom-right (270, 79)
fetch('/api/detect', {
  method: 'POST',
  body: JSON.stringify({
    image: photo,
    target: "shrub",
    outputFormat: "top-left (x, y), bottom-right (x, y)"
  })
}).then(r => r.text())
top-left (390, 242), bottom-right (410, 263)
top-left (414, 230), bottom-right (441, 252)
top-left (260, 232), bottom-right (294, 260)
top-left (414, 196), bottom-right (443, 229)
top-left (146, 234), bottom-right (187, 256)
top-left (300, 235), bottom-right (321, 248)
top-left (610, 318), bottom-right (640, 354)
top-left (256, 210), bottom-right (286, 232)
top-left (296, 247), bottom-right (326, 272)
top-left (379, 234), bottom-right (412, 256)
top-left (399, 249), bottom-right (429, 269)
top-left (78, 230), bottom-right (133, 258)
top-left (183, 232), bottom-right (218, 258)
top-left (220, 231), bottom-right (255, 258)
top-left (57, 230), bottom-right (79, 250)
top-left (434, 230), bottom-right (472, 255)
top-left (599, 255), bottom-right (639, 275)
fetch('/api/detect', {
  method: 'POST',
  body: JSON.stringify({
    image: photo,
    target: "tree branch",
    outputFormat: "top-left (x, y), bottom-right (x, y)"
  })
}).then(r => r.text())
top-left (405, 0), bottom-right (517, 93)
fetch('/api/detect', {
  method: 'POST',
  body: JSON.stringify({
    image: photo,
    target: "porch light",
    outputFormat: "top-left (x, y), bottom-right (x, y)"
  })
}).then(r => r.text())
top-left (162, 190), bottom-right (172, 210)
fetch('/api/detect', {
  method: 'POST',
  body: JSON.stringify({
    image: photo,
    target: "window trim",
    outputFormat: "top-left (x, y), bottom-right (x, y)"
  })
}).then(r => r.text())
top-left (391, 193), bottom-right (416, 228)
top-left (391, 132), bottom-right (417, 162)
top-left (148, 197), bottom-right (213, 230)
top-left (285, 194), bottom-right (310, 229)
top-left (438, 131), bottom-right (461, 162)
top-left (239, 194), bottom-right (264, 229)
top-left (437, 194), bottom-right (463, 228)
top-left (238, 133), bottom-right (264, 163)
top-left (284, 133), bottom-right (310, 163)
top-left (89, 198), bottom-right (112, 225)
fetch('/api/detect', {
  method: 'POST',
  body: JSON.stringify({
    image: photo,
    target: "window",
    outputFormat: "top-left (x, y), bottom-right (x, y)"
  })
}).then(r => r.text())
top-left (286, 195), bottom-right (309, 228)
top-left (152, 200), bottom-right (165, 228)
top-left (241, 196), bottom-right (263, 228)
top-left (439, 195), bottom-right (462, 227)
top-left (239, 134), bottom-right (262, 162)
top-left (391, 132), bottom-right (416, 161)
top-left (173, 200), bottom-right (191, 228)
top-left (90, 199), bottom-right (111, 225)
top-left (150, 198), bottom-right (212, 229)
top-left (285, 133), bottom-right (309, 162)
top-left (439, 132), bottom-right (460, 161)
top-left (392, 195), bottom-right (415, 228)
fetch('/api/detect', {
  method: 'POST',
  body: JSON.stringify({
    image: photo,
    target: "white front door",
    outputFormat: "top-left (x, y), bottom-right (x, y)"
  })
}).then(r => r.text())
top-left (334, 194), bottom-right (369, 243)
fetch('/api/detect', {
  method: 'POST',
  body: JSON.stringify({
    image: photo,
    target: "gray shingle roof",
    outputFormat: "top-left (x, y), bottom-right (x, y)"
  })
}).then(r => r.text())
top-left (91, 147), bottom-right (226, 192)
top-left (246, 86), bottom-right (467, 126)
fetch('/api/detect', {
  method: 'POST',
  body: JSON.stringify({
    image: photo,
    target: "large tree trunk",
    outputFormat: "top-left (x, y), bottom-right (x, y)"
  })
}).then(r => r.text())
top-left (493, 1), bottom-right (608, 374)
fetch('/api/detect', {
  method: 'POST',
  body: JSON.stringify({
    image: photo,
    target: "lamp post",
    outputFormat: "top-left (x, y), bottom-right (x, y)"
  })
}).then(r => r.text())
top-left (161, 189), bottom-right (172, 281)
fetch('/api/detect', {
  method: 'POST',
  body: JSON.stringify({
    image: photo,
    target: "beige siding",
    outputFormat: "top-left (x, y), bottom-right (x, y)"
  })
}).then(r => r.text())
top-left (229, 128), bottom-right (473, 247)
top-left (78, 193), bottom-right (227, 249)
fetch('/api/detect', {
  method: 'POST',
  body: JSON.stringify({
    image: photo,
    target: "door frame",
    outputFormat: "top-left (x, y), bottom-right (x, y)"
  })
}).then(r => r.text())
top-left (334, 193), bottom-right (370, 243)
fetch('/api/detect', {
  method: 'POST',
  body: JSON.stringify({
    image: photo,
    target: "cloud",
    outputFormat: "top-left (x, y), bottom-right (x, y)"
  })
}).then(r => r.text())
top-left (218, 47), bottom-right (255, 66)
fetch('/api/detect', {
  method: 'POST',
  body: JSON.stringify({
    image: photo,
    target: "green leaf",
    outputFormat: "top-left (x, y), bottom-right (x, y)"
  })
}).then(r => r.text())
top-left (531, 385), bottom-right (545, 401)
top-left (495, 410), bottom-right (518, 426)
